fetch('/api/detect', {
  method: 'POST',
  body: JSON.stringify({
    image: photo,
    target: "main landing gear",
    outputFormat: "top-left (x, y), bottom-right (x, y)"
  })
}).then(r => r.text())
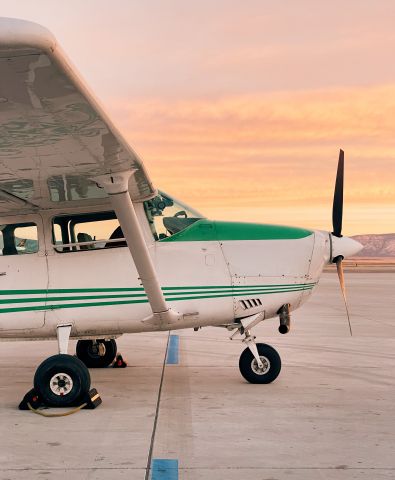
top-left (33, 324), bottom-right (91, 408)
top-left (25, 329), bottom-right (118, 410)
top-left (34, 354), bottom-right (91, 407)
top-left (231, 313), bottom-right (282, 384)
top-left (76, 339), bottom-right (117, 368)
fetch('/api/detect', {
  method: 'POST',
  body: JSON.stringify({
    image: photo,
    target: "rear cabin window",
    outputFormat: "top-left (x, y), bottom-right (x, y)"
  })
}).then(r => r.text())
top-left (52, 212), bottom-right (126, 253)
top-left (0, 222), bottom-right (38, 255)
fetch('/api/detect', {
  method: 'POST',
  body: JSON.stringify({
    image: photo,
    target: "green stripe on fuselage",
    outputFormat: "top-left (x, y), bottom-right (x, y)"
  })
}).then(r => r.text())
top-left (0, 285), bottom-right (314, 305)
top-left (0, 288), bottom-right (145, 295)
top-left (0, 284), bottom-right (315, 313)
top-left (0, 283), bottom-right (316, 297)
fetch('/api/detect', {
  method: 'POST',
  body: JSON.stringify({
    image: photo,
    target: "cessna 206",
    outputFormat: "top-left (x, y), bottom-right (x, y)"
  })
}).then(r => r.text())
top-left (0, 18), bottom-right (362, 407)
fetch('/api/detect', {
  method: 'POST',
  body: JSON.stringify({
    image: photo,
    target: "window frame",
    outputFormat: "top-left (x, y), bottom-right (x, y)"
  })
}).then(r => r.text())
top-left (0, 214), bottom-right (44, 257)
top-left (51, 210), bottom-right (127, 254)
top-left (143, 191), bottom-right (204, 241)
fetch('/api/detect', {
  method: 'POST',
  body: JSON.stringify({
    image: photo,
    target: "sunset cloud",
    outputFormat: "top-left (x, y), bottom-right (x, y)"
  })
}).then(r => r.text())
top-left (106, 84), bottom-right (395, 234)
top-left (1, 2), bottom-right (394, 234)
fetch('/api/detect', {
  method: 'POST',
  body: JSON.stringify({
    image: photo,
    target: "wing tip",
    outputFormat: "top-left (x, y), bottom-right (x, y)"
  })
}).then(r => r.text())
top-left (0, 17), bottom-right (56, 53)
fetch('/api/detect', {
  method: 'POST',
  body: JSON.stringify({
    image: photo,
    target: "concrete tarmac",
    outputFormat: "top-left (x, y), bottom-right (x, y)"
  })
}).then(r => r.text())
top-left (0, 272), bottom-right (394, 479)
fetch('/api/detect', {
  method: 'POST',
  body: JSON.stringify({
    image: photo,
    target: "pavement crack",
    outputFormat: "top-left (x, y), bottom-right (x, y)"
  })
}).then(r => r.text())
top-left (144, 331), bottom-right (170, 480)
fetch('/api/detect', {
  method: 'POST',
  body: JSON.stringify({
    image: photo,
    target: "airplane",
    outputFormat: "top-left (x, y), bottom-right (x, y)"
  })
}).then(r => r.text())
top-left (0, 18), bottom-right (362, 408)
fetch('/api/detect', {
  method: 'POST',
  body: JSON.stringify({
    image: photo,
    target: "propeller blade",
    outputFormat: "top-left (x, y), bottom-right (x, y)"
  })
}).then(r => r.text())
top-left (332, 149), bottom-right (344, 238)
top-left (335, 256), bottom-right (353, 336)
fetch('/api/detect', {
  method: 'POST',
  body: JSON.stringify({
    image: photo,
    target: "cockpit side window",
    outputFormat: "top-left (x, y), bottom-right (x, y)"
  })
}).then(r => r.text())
top-left (143, 192), bottom-right (204, 241)
top-left (0, 222), bottom-right (38, 255)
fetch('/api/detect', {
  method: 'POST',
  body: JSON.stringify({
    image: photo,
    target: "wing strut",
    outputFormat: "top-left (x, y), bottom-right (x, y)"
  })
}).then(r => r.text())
top-left (94, 171), bottom-right (180, 327)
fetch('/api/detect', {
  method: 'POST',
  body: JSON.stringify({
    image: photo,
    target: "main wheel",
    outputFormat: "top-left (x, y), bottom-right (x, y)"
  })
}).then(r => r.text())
top-left (34, 354), bottom-right (91, 407)
top-left (239, 343), bottom-right (281, 384)
top-left (76, 339), bottom-right (117, 368)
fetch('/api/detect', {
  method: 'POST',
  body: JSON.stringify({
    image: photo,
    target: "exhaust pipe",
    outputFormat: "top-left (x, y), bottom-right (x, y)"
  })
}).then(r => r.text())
top-left (278, 304), bottom-right (291, 334)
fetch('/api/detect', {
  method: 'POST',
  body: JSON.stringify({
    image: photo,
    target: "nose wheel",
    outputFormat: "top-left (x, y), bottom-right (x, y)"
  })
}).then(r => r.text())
top-left (239, 343), bottom-right (281, 384)
top-left (230, 315), bottom-right (282, 384)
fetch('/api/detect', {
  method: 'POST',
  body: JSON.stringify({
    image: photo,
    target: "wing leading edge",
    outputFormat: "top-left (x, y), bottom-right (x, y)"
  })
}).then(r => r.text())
top-left (0, 17), bottom-right (156, 214)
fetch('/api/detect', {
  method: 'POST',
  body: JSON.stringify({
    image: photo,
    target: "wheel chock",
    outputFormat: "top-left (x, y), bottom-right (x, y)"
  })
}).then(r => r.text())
top-left (18, 388), bottom-right (102, 412)
top-left (112, 354), bottom-right (127, 368)
top-left (83, 388), bottom-right (102, 409)
top-left (18, 388), bottom-right (41, 410)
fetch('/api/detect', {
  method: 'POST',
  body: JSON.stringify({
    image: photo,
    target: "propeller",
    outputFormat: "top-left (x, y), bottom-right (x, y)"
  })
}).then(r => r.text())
top-left (331, 149), bottom-right (353, 336)
top-left (332, 149), bottom-right (344, 238)
top-left (335, 256), bottom-right (352, 336)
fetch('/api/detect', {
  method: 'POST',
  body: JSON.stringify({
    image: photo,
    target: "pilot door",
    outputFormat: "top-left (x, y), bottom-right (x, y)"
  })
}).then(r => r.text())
top-left (0, 214), bottom-right (47, 331)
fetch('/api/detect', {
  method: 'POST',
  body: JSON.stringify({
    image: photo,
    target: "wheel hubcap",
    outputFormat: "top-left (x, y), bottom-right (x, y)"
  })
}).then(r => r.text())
top-left (251, 356), bottom-right (270, 375)
top-left (49, 372), bottom-right (73, 396)
top-left (88, 342), bottom-right (106, 358)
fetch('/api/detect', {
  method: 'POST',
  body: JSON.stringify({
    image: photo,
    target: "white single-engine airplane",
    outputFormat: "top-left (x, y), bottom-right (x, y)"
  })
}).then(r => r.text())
top-left (0, 18), bottom-right (362, 408)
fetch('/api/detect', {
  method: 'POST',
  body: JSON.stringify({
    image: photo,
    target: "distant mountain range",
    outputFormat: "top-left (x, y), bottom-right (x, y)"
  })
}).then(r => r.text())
top-left (351, 233), bottom-right (395, 257)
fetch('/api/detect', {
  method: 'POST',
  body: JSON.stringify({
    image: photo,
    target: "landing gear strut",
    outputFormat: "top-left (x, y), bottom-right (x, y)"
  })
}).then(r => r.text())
top-left (231, 313), bottom-right (282, 384)
top-left (76, 339), bottom-right (117, 368)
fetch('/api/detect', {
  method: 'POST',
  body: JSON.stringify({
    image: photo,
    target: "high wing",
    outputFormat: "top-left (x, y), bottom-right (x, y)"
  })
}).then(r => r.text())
top-left (0, 17), bottom-right (156, 214)
top-left (0, 18), bottom-right (179, 325)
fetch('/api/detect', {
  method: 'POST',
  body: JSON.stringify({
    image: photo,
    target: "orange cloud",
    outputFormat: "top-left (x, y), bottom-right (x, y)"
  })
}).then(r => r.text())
top-left (106, 84), bottom-right (395, 234)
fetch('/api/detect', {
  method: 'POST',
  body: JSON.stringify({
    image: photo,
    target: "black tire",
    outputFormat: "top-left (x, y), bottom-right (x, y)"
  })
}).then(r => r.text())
top-left (76, 339), bottom-right (117, 368)
top-left (239, 343), bottom-right (281, 384)
top-left (34, 354), bottom-right (91, 407)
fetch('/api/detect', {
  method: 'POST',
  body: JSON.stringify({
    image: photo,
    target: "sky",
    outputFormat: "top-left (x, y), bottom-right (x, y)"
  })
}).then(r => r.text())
top-left (1, 1), bottom-right (395, 234)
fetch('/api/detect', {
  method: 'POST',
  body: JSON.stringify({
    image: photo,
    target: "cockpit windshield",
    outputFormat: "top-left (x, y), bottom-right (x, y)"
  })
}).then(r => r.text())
top-left (143, 191), bottom-right (204, 241)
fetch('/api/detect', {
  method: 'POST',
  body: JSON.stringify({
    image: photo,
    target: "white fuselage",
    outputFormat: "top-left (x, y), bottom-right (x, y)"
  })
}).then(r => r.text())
top-left (0, 18), bottom-right (364, 355)
top-left (0, 203), bottom-right (331, 340)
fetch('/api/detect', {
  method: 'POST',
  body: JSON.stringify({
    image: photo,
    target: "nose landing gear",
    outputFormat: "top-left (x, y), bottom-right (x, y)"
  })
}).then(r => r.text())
top-left (231, 313), bottom-right (282, 384)
top-left (239, 342), bottom-right (281, 384)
